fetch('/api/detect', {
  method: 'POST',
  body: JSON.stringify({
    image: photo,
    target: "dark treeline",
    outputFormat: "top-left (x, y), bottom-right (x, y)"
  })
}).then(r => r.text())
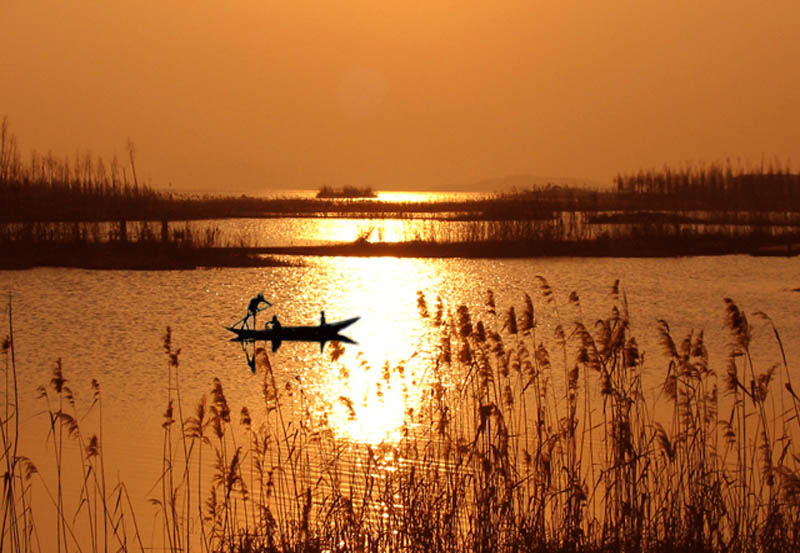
top-left (0, 117), bottom-right (169, 221)
top-left (614, 160), bottom-right (800, 211)
top-left (4, 115), bottom-right (800, 264)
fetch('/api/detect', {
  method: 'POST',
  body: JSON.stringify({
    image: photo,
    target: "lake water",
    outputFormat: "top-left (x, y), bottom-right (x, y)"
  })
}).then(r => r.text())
top-left (2, 252), bottom-right (800, 549)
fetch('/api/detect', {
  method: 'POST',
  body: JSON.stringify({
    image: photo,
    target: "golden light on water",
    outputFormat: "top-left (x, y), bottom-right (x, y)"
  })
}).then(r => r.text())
top-left (321, 357), bottom-right (412, 445)
top-left (309, 218), bottom-right (425, 244)
top-left (375, 191), bottom-right (480, 203)
top-left (307, 256), bottom-right (444, 444)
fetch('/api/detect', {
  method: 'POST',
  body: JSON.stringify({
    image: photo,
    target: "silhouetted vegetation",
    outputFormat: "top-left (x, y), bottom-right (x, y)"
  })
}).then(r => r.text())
top-left (4, 115), bottom-right (800, 264)
top-left (243, 213), bottom-right (800, 258)
top-left (614, 159), bottom-right (800, 211)
top-left (0, 218), bottom-right (296, 269)
top-left (5, 116), bottom-right (800, 223)
top-left (5, 285), bottom-right (800, 552)
top-left (0, 117), bottom-right (167, 222)
top-left (316, 185), bottom-right (377, 199)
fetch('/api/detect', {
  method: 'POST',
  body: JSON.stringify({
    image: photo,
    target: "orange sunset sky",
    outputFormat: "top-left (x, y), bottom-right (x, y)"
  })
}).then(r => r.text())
top-left (2, 1), bottom-right (799, 192)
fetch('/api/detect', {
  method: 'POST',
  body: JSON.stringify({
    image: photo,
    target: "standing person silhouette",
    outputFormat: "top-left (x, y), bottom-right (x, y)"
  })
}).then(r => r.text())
top-left (245, 350), bottom-right (257, 373)
top-left (244, 293), bottom-right (271, 328)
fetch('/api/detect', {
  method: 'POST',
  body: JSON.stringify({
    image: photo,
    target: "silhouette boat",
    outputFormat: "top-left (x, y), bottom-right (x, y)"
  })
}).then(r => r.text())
top-left (227, 314), bottom-right (359, 352)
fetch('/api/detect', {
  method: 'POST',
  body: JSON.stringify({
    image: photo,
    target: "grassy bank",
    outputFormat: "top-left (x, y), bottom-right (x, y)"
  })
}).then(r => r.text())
top-left (4, 283), bottom-right (800, 552)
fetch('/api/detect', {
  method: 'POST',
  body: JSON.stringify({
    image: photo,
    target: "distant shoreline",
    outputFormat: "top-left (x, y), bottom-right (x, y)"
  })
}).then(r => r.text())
top-left (0, 244), bottom-right (299, 270)
top-left (5, 160), bottom-right (800, 269)
top-left (2, 238), bottom-right (796, 270)
top-left (249, 238), bottom-right (799, 259)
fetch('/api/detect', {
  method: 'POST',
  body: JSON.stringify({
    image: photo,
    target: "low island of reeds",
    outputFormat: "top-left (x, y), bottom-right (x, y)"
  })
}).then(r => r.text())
top-left (316, 185), bottom-right (377, 199)
top-left (4, 282), bottom-right (800, 553)
top-left (0, 220), bottom-right (297, 270)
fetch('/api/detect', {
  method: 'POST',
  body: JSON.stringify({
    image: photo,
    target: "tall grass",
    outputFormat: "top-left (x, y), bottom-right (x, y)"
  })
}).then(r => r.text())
top-left (5, 284), bottom-right (800, 552)
top-left (614, 159), bottom-right (800, 212)
top-left (3, 298), bottom-right (147, 553)
top-left (5, 116), bottom-right (800, 225)
top-left (316, 186), bottom-right (377, 199)
top-left (1, 298), bottom-right (37, 553)
top-left (0, 117), bottom-right (164, 222)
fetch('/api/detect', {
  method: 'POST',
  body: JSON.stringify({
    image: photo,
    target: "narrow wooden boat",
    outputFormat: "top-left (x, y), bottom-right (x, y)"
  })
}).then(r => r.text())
top-left (227, 316), bottom-right (359, 352)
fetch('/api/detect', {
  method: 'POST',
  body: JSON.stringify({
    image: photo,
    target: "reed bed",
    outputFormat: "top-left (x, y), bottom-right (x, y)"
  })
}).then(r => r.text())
top-left (4, 282), bottom-right (800, 552)
top-left (316, 186), bottom-right (377, 199)
top-left (5, 115), bottom-right (800, 261)
top-left (0, 220), bottom-right (223, 248)
top-left (344, 217), bottom-right (800, 258)
top-left (0, 220), bottom-right (297, 269)
top-left (5, 116), bottom-right (800, 225)
top-left (5, 214), bottom-right (800, 264)
top-left (614, 160), bottom-right (800, 212)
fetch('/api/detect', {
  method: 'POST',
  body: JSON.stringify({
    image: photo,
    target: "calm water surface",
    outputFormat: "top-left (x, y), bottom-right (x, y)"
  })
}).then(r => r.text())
top-left (2, 254), bottom-right (800, 546)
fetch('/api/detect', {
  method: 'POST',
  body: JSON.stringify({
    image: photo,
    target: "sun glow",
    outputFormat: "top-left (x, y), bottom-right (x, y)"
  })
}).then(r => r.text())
top-left (307, 257), bottom-right (443, 444)
top-left (321, 355), bottom-right (414, 444)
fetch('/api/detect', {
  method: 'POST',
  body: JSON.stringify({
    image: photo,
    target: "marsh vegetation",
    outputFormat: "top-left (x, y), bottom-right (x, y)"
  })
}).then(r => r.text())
top-left (316, 186), bottom-right (377, 199)
top-left (4, 115), bottom-right (800, 263)
top-left (4, 282), bottom-right (800, 552)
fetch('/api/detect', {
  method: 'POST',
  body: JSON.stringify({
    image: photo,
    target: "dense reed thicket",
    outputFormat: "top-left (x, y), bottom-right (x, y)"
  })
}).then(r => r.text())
top-left (0, 219), bottom-right (294, 269)
top-left (316, 186), bottom-right (377, 199)
top-left (4, 282), bottom-right (800, 553)
top-left (614, 160), bottom-right (800, 211)
top-left (0, 117), bottom-right (166, 222)
top-left (5, 116), bottom-right (800, 227)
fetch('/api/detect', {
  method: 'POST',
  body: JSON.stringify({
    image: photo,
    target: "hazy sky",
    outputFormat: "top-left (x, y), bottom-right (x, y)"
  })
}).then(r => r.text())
top-left (2, 1), bottom-right (799, 192)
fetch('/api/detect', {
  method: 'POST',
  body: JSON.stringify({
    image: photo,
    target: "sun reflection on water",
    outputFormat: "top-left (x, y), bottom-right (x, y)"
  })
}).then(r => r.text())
top-left (375, 190), bottom-right (483, 203)
top-left (321, 356), bottom-right (412, 444)
top-left (303, 256), bottom-right (443, 444)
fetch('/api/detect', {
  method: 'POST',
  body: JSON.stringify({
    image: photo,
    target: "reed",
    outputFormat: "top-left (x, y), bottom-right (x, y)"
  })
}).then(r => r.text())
top-left (5, 116), bottom-right (800, 263)
top-left (5, 115), bottom-right (800, 224)
top-left (614, 159), bottom-right (800, 211)
top-left (1, 298), bottom-right (37, 553)
top-left (2, 298), bottom-right (146, 553)
top-left (0, 220), bottom-right (298, 269)
top-left (316, 186), bottom-right (377, 199)
top-left (5, 284), bottom-right (800, 552)
top-left (126, 286), bottom-right (800, 552)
